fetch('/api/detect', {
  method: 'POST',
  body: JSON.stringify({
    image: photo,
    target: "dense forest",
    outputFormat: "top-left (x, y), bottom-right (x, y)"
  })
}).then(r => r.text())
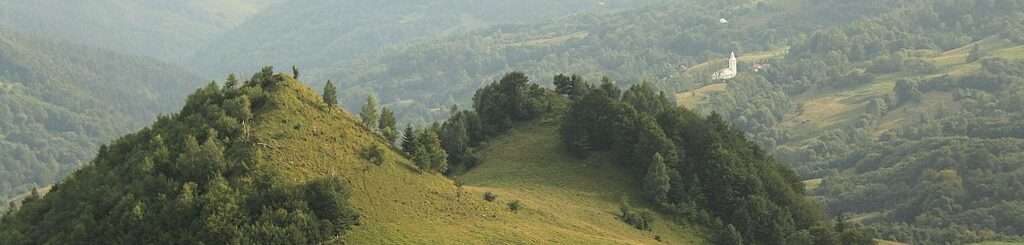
top-left (684, 0), bottom-right (1024, 243)
top-left (1, 69), bottom-right (360, 244)
top-left (0, 30), bottom-right (200, 206)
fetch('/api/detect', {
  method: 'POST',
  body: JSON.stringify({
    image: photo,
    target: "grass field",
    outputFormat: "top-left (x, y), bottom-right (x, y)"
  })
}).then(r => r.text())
top-left (776, 38), bottom-right (1022, 143)
top-left (674, 38), bottom-right (1024, 146)
top-left (802, 178), bottom-right (823, 192)
top-left (676, 83), bottom-right (728, 108)
top-left (250, 78), bottom-right (706, 244)
top-left (684, 48), bottom-right (788, 75)
top-left (461, 119), bottom-right (707, 244)
top-left (969, 242), bottom-right (1024, 245)
top-left (875, 239), bottom-right (909, 245)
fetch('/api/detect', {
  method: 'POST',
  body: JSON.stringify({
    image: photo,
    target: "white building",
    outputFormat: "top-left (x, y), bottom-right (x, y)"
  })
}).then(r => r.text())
top-left (712, 52), bottom-right (738, 80)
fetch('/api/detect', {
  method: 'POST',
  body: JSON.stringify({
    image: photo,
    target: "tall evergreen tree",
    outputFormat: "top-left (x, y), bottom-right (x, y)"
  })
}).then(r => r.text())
top-left (225, 74), bottom-right (239, 90)
top-left (379, 107), bottom-right (398, 144)
top-left (643, 153), bottom-right (671, 204)
top-left (360, 95), bottom-right (380, 131)
top-left (401, 125), bottom-right (418, 156)
top-left (323, 81), bottom-right (338, 107)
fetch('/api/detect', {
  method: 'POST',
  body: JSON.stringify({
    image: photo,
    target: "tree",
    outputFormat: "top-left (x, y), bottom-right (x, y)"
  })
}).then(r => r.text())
top-left (292, 65), bottom-right (300, 79)
top-left (967, 44), bottom-right (986, 62)
top-left (894, 79), bottom-right (922, 105)
top-left (473, 72), bottom-right (549, 136)
top-left (553, 74), bottom-right (589, 99)
top-left (379, 107), bottom-right (398, 144)
top-left (360, 95), bottom-right (380, 131)
top-left (643, 153), bottom-right (671, 204)
top-left (598, 77), bottom-right (621, 100)
top-left (322, 81), bottom-right (338, 107)
top-left (413, 129), bottom-right (447, 172)
top-left (622, 82), bottom-right (673, 116)
top-left (719, 224), bottom-right (745, 245)
top-left (225, 74), bottom-right (239, 90)
top-left (401, 125), bottom-right (417, 156)
top-left (224, 95), bottom-right (253, 122)
top-left (441, 110), bottom-right (471, 172)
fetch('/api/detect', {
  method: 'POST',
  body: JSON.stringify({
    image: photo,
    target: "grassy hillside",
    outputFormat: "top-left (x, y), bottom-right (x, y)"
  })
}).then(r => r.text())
top-left (249, 78), bottom-right (706, 244)
top-left (459, 120), bottom-right (705, 244)
top-left (0, 30), bottom-right (200, 205)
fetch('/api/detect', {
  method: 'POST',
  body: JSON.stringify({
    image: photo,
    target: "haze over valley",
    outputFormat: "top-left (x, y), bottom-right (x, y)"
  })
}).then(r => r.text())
top-left (3, 1), bottom-right (1024, 244)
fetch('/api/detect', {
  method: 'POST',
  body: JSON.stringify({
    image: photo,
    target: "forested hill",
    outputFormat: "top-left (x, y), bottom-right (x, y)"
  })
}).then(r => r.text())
top-left (1, 70), bottom-right (365, 244)
top-left (0, 30), bottom-right (200, 206)
top-left (320, 0), bottom-right (899, 123)
top-left (673, 0), bottom-right (1024, 243)
top-left (188, 0), bottom-right (651, 78)
top-left (2, 69), bottom-right (709, 244)
top-left (2, 65), bottom-right (880, 244)
top-left (0, 0), bottom-right (280, 64)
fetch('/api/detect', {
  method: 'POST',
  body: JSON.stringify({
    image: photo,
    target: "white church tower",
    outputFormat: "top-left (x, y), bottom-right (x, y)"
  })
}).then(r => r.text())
top-left (712, 52), bottom-right (738, 80)
top-left (728, 52), bottom-right (737, 72)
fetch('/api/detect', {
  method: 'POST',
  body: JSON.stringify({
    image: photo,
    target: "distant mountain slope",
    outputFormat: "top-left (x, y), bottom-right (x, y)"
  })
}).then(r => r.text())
top-left (0, 31), bottom-right (199, 204)
top-left (672, 0), bottom-right (1024, 243)
top-left (319, 0), bottom-right (898, 122)
top-left (188, 0), bottom-right (651, 77)
top-left (0, 0), bottom-right (280, 63)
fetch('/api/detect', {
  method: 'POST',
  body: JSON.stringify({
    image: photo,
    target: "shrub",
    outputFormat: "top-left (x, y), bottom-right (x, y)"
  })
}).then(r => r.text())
top-left (483, 192), bottom-right (498, 202)
top-left (619, 201), bottom-right (654, 231)
top-left (508, 200), bottom-right (523, 213)
top-left (362, 145), bottom-right (384, 165)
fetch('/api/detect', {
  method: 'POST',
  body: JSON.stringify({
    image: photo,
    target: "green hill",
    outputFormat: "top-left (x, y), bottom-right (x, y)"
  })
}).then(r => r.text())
top-left (0, 30), bottom-right (200, 206)
top-left (0, 69), bottom-right (711, 244)
top-left (459, 120), bottom-right (704, 244)
top-left (244, 72), bottom-right (709, 244)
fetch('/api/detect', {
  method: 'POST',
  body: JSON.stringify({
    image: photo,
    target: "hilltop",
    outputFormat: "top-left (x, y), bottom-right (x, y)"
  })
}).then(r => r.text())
top-left (1, 67), bottom-right (870, 244)
top-left (0, 69), bottom-right (709, 244)
top-left (245, 72), bottom-right (708, 244)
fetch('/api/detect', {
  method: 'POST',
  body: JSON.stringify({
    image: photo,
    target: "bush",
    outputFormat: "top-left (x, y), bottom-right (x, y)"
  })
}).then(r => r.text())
top-left (508, 200), bottom-right (523, 213)
top-left (362, 145), bottom-right (384, 165)
top-left (619, 201), bottom-right (654, 231)
top-left (483, 192), bottom-right (498, 202)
